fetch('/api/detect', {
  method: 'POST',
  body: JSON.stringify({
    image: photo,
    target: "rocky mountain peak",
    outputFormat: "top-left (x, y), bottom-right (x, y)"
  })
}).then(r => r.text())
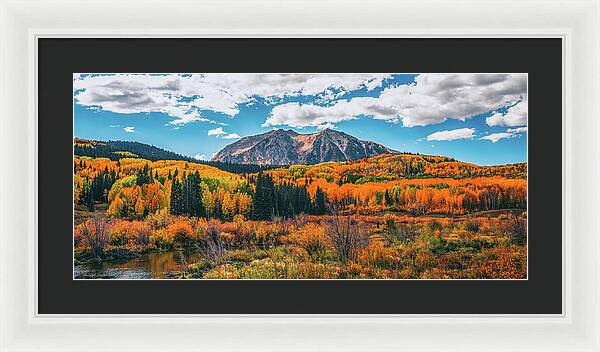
top-left (211, 129), bottom-right (396, 165)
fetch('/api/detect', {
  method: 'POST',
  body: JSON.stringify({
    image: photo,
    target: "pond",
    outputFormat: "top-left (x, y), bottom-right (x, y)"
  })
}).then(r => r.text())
top-left (74, 250), bottom-right (204, 279)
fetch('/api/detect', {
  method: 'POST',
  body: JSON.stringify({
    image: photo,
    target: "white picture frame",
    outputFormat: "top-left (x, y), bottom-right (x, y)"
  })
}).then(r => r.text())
top-left (1, 0), bottom-right (598, 351)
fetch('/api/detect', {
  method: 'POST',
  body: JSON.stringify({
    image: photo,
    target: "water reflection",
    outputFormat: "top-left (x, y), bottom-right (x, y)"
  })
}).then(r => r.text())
top-left (74, 250), bottom-right (204, 279)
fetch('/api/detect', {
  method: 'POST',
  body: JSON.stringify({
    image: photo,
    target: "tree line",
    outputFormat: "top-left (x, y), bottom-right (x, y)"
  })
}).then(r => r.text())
top-left (74, 138), bottom-right (277, 174)
top-left (250, 172), bottom-right (327, 220)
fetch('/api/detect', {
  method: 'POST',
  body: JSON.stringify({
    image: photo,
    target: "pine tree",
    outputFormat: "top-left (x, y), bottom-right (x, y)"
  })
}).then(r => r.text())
top-left (312, 186), bottom-right (327, 215)
top-left (384, 189), bottom-right (393, 206)
top-left (252, 172), bottom-right (274, 220)
top-left (170, 169), bottom-right (182, 215)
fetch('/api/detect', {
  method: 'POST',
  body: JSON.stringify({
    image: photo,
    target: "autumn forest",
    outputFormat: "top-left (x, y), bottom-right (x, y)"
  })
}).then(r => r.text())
top-left (74, 140), bottom-right (527, 280)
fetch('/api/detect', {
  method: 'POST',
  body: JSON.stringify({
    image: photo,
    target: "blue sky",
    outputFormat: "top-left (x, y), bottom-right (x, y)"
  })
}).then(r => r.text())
top-left (73, 73), bottom-right (527, 166)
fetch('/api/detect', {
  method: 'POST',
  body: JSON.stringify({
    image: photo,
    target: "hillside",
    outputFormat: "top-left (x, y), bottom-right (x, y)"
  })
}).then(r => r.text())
top-left (265, 153), bottom-right (527, 185)
top-left (212, 128), bottom-right (396, 165)
top-left (73, 138), bottom-right (275, 174)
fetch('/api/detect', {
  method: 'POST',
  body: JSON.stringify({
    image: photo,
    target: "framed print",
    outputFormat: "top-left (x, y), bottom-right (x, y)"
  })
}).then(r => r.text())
top-left (1, 0), bottom-right (599, 351)
top-left (41, 38), bottom-right (557, 314)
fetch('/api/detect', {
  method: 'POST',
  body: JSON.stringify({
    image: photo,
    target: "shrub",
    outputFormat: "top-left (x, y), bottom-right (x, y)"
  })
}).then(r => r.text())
top-left (382, 214), bottom-right (418, 243)
top-left (464, 219), bottom-right (481, 233)
top-left (203, 221), bottom-right (227, 260)
top-left (73, 226), bottom-right (85, 248)
top-left (284, 223), bottom-right (331, 261)
top-left (219, 232), bottom-right (236, 246)
top-left (224, 249), bottom-right (254, 263)
top-left (502, 214), bottom-right (527, 245)
top-left (422, 229), bottom-right (447, 254)
top-left (149, 228), bottom-right (174, 249)
top-left (427, 220), bottom-right (443, 232)
top-left (109, 220), bottom-right (151, 246)
top-left (77, 216), bottom-right (109, 257)
top-left (233, 214), bottom-right (245, 225)
top-left (468, 245), bottom-right (527, 279)
top-left (238, 258), bottom-right (281, 279)
top-left (326, 216), bottom-right (366, 264)
top-left (203, 264), bottom-right (240, 279)
top-left (358, 239), bottom-right (399, 270)
top-left (253, 222), bottom-right (281, 248)
top-left (146, 208), bottom-right (172, 230)
top-left (166, 218), bottom-right (194, 244)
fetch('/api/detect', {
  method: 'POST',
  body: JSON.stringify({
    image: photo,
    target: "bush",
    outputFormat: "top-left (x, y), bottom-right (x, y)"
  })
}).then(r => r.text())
top-left (203, 222), bottom-right (227, 260)
top-left (326, 216), bottom-right (366, 264)
top-left (382, 214), bottom-right (418, 243)
top-left (502, 214), bottom-right (527, 245)
top-left (149, 228), bottom-right (173, 249)
top-left (421, 229), bottom-right (447, 254)
top-left (464, 219), bottom-right (481, 233)
top-left (468, 245), bottom-right (527, 279)
top-left (77, 216), bottom-right (109, 257)
top-left (427, 220), bottom-right (443, 232)
top-left (146, 208), bottom-right (172, 230)
top-left (358, 239), bottom-right (399, 270)
top-left (284, 223), bottom-right (331, 261)
top-left (109, 220), bottom-right (151, 246)
top-left (203, 264), bottom-right (240, 279)
top-left (166, 218), bottom-right (194, 244)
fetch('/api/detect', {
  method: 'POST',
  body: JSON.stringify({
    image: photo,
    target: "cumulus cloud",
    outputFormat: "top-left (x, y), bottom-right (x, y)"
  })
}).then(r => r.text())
top-left (194, 154), bottom-right (207, 160)
top-left (480, 132), bottom-right (513, 143)
top-left (264, 73), bottom-right (527, 128)
top-left (507, 126), bottom-right (528, 133)
top-left (316, 122), bottom-right (336, 130)
top-left (123, 126), bottom-right (135, 133)
top-left (485, 97), bottom-right (528, 127)
top-left (427, 128), bottom-right (475, 141)
top-left (222, 133), bottom-right (241, 139)
top-left (480, 126), bottom-right (527, 143)
top-left (208, 127), bottom-right (227, 136)
top-left (207, 127), bottom-right (240, 139)
top-left (73, 73), bottom-right (392, 125)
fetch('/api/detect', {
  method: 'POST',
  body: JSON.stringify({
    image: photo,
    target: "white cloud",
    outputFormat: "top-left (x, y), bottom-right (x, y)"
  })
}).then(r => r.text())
top-left (109, 124), bottom-right (121, 128)
top-left (194, 154), bottom-right (207, 160)
top-left (264, 74), bottom-right (527, 128)
top-left (507, 126), bottom-right (528, 133)
top-left (73, 73), bottom-right (392, 125)
top-left (486, 97), bottom-right (528, 127)
top-left (168, 113), bottom-right (210, 125)
top-left (207, 127), bottom-right (226, 136)
top-left (316, 122), bottom-right (336, 130)
top-left (480, 132), bottom-right (513, 143)
top-left (480, 126), bottom-right (527, 143)
top-left (123, 126), bottom-right (135, 133)
top-left (427, 128), bottom-right (475, 141)
top-left (222, 133), bottom-right (241, 139)
top-left (208, 127), bottom-right (240, 139)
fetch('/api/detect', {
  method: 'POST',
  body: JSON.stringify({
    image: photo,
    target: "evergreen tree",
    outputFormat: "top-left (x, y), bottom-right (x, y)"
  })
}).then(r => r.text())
top-left (312, 186), bottom-right (327, 215)
top-left (170, 169), bottom-right (182, 215)
top-left (252, 172), bottom-right (274, 220)
top-left (384, 189), bottom-right (393, 206)
top-left (82, 178), bottom-right (95, 211)
top-left (136, 163), bottom-right (151, 186)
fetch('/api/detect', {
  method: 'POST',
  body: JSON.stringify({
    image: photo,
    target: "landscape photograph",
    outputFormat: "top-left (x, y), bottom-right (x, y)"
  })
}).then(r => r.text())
top-left (73, 73), bottom-right (528, 280)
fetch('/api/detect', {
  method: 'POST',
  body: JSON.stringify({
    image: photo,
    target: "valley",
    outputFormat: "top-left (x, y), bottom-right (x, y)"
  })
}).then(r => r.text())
top-left (73, 137), bottom-right (527, 279)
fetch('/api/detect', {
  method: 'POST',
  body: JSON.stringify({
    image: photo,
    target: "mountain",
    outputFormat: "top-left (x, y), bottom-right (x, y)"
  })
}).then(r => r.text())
top-left (73, 138), bottom-right (275, 174)
top-left (211, 129), bottom-right (397, 165)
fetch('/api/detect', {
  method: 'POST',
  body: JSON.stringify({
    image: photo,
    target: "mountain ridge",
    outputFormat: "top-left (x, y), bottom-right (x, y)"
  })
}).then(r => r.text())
top-left (212, 128), bottom-right (397, 165)
top-left (73, 138), bottom-right (276, 174)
